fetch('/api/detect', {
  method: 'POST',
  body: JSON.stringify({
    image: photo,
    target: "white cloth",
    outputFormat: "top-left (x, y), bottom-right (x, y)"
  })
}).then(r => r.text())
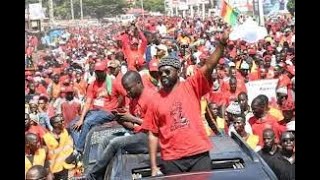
top-left (228, 124), bottom-right (253, 136)
top-left (286, 121), bottom-right (295, 131)
top-left (156, 25), bottom-right (167, 36)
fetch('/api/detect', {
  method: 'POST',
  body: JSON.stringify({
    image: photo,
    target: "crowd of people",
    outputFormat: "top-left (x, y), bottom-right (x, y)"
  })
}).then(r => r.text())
top-left (25, 13), bottom-right (295, 180)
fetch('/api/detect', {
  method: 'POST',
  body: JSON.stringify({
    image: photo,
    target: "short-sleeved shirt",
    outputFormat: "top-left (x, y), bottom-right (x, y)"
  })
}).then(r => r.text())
top-left (61, 101), bottom-right (81, 126)
top-left (86, 74), bottom-right (127, 111)
top-left (249, 114), bottom-right (285, 146)
top-left (143, 70), bottom-right (213, 160)
top-left (130, 88), bottom-right (157, 133)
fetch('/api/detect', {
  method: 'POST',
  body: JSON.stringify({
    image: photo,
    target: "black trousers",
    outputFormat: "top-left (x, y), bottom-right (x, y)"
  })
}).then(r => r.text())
top-left (162, 151), bottom-right (211, 175)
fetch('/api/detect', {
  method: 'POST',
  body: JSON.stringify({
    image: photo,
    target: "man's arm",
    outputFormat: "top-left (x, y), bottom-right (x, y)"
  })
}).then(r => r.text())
top-left (73, 98), bottom-right (92, 130)
top-left (117, 113), bottom-right (143, 125)
top-left (200, 31), bottom-right (229, 79)
top-left (138, 29), bottom-right (148, 54)
top-left (149, 131), bottom-right (159, 176)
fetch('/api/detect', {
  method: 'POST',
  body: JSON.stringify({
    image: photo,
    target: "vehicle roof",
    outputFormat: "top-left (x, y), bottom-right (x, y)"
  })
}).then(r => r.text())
top-left (107, 134), bottom-right (277, 180)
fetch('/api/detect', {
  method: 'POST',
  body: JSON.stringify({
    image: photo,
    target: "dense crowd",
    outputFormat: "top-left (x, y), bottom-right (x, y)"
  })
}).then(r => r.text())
top-left (25, 13), bottom-right (295, 180)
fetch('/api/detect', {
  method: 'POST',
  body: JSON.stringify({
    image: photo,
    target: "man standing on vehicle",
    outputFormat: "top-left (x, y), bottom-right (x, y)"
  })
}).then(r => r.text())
top-left (143, 30), bottom-right (230, 176)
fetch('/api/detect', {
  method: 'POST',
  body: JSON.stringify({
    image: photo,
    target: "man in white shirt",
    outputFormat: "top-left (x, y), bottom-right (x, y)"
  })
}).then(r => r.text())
top-left (156, 21), bottom-right (167, 37)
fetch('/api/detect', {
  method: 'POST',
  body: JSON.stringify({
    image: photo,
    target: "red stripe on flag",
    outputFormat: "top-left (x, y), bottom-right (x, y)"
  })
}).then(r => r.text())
top-left (221, 0), bottom-right (227, 17)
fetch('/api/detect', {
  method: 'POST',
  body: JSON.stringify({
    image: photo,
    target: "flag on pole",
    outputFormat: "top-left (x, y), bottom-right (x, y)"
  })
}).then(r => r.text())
top-left (220, 0), bottom-right (239, 26)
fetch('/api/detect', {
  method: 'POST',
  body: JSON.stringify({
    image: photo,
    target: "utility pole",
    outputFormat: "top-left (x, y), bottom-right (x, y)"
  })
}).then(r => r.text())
top-left (202, 3), bottom-right (205, 20)
top-left (39, 0), bottom-right (43, 31)
top-left (27, 4), bottom-right (31, 30)
top-left (70, 0), bottom-right (74, 20)
top-left (80, 0), bottom-right (83, 20)
top-left (258, 0), bottom-right (264, 26)
top-left (141, 0), bottom-right (145, 19)
top-left (48, 0), bottom-right (54, 27)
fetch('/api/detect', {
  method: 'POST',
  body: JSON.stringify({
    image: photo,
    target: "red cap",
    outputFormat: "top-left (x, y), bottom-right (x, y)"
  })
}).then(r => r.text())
top-left (25, 71), bottom-right (32, 76)
top-left (248, 49), bottom-right (256, 55)
top-left (149, 58), bottom-right (159, 72)
top-left (65, 86), bottom-right (74, 93)
top-left (267, 46), bottom-right (274, 51)
top-left (26, 76), bottom-right (33, 81)
top-left (94, 62), bottom-right (106, 71)
top-left (63, 78), bottom-right (71, 84)
top-left (286, 66), bottom-right (295, 75)
top-left (228, 41), bottom-right (235, 45)
top-left (60, 86), bottom-right (67, 93)
top-left (281, 100), bottom-right (295, 111)
top-left (263, 55), bottom-right (271, 60)
top-left (219, 58), bottom-right (225, 65)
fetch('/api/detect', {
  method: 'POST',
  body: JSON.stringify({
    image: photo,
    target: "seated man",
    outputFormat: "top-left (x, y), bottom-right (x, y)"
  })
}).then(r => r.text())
top-left (70, 62), bottom-right (115, 155)
top-left (26, 165), bottom-right (52, 180)
top-left (25, 133), bottom-right (49, 176)
top-left (84, 71), bottom-right (156, 180)
top-left (47, 115), bottom-right (75, 180)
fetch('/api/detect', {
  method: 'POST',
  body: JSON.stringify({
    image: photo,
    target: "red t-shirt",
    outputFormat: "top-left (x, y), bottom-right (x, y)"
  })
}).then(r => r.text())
top-left (61, 101), bottom-right (81, 126)
top-left (221, 90), bottom-right (242, 106)
top-left (248, 72), bottom-right (259, 81)
top-left (141, 74), bottom-right (159, 92)
top-left (86, 80), bottom-right (110, 111)
top-left (26, 125), bottom-right (48, 145)
top-left (208, 90), bottom-right (224, 106)
top-left (278, 74), bottom-right (291, 88)
top-left (220, 77), bottom-right (247, 94)
top-left (123, 31), bottom-right (147, 70)
top-left (249, 114), bottom-right (285, 146)
top-left (35, 84), bottom-right (47, 95)
top-left (108, 73), bottom-right (129, 110)
top-left (130, 88), bottom-right (157, 133)
top-left (143, 70), bottom-right (212, 160)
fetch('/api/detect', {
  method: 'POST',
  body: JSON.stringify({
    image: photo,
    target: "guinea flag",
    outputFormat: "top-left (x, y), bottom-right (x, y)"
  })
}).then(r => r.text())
top-left (220, 0), bottom-right (239, 26)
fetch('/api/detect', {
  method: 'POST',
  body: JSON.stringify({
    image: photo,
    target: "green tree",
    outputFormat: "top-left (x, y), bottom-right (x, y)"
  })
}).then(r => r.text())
top-left (142, 0), bottom-right (165, 13)
top-left (83, 0), bottom-right (126, 19)
top-left (28, 0), bottom-right (127, 20)
top-left (287, 0), bottom-right (295, 16)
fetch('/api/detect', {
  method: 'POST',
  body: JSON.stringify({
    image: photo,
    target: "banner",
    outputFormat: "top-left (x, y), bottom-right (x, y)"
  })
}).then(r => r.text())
top-left (245, 79), bottom-right (279, 106)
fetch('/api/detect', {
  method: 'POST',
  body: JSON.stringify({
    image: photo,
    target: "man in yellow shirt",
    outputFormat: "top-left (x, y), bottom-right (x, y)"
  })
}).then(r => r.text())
top-left (46, 115), bottom-right (75, 179)
top-left (25, 133), bottom-right (49, 176)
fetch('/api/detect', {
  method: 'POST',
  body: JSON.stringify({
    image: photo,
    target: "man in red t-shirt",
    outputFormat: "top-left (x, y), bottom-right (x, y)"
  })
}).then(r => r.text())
top-left (141, 58), bottom-right (160, 92)
top-left (249, 95), bottom-right (285, 147)
top-left (61, 87), bottom-right (81, 128)
top-left (122, 25), bottom-right (147, 71)
top-left (85, 71), bottom-right (156, 179)
top-left (142, 30), bottom-right (229, 176)
top-left (70, 62), bottom-right (116, 154)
